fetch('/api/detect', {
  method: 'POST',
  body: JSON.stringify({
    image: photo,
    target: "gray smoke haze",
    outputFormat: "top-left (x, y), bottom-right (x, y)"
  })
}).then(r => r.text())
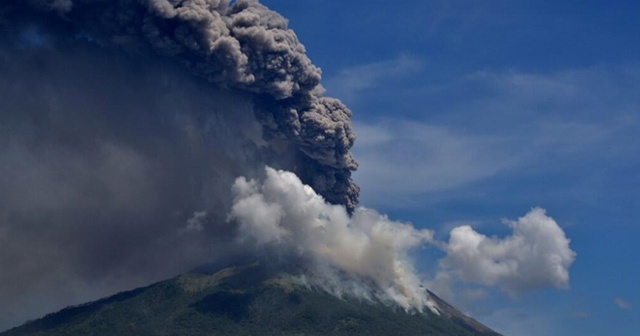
top-left (0, 0), bottom-right (358, 330)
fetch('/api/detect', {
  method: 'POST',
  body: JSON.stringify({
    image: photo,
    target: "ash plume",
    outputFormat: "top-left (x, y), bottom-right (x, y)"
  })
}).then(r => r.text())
top-left (0, 0), bottom-right (360, 329)
top-left (0, 0), bottom-right (576, 332)
top-left (3, 0), bottom-right (358, 208)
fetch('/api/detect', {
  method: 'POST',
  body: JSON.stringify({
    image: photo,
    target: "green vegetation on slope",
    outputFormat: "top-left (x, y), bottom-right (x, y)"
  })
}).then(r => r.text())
top-left (2, 265), bottom-right (500, 336)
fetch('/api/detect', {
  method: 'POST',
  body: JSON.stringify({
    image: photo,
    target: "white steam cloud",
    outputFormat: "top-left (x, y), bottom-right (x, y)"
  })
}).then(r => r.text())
top-left (227, 168), bottom-right (577, 312)
top-left (229, 167), bottom-right (438, 313)
top-left (436, 208), bottom-right (576, 296)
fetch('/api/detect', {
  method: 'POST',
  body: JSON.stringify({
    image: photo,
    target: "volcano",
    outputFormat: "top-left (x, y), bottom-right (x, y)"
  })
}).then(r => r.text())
top-left (1, 263), bottom-right (501, 336)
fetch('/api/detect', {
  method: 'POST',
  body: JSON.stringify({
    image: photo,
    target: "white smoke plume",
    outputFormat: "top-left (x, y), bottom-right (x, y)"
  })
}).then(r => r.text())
top-left (435, 208), bottom-right (576, 296)
top-left (228, 167), bottom-right (438, 313)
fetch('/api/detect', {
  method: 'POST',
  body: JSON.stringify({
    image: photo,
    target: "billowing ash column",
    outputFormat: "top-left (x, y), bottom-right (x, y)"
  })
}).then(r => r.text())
top-left (6, 0), bottom-right (359, 210)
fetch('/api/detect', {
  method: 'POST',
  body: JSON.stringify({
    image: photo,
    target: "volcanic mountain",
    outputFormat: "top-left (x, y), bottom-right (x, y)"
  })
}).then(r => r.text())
top-left (1, 263), bottom-right (501, 336)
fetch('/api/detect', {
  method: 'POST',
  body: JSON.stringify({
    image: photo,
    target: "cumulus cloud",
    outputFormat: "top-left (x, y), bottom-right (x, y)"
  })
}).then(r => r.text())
top-left (436, 208), bottom-right (576, 296)
top-left (228, 167), bottom-right (438, 313)
top-left (228, 171), bottom-right (578, 312)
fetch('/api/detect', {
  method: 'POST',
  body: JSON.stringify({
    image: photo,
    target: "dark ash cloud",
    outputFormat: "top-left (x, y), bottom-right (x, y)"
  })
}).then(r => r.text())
top-left (0, 0), bottom-right (357, 330)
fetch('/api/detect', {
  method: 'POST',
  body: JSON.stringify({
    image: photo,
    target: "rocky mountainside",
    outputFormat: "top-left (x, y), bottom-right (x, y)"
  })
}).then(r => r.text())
top-left (2, 264), bottom-right (501, 336)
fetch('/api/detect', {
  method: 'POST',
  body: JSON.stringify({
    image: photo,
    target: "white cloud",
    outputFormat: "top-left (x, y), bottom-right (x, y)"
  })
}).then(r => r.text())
top-left (449, 66), bottom-right (640, 158)
top-left (227, 167), bottom-right (580, 325)
top-left (352, 119), bottom-right (517, 206)
top-left (324, 55), bottom-right (423, 102)
top-left (347, 65), bottom-right (640, 208)
top-left (436, 208), bottom-right (576, 296)
top-left (614, 297), bottom-right (632, 310)
top-left (184, 211), bottom-right (207, 232)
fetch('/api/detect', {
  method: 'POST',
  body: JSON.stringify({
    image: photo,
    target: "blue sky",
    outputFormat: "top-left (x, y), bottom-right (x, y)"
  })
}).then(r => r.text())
top-left (262, 1), bottom-right (639, 335)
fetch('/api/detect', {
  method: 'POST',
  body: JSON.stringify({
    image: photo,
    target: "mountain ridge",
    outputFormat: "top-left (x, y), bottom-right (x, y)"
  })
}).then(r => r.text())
top-left (2, 263), bottom-right (502, 336)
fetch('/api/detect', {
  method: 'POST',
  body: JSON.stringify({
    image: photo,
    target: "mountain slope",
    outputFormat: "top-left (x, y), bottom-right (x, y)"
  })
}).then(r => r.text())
top-left (2, 264), bottom-right (501, 336)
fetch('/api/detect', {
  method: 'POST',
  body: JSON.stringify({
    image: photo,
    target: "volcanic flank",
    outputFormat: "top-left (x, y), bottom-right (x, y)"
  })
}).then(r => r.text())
top-left (0, 263), bottom-right (503, 336)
